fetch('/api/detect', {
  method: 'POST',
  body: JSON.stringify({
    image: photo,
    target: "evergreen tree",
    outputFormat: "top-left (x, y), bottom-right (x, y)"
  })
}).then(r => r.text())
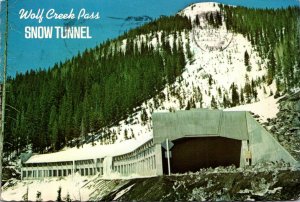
top-left (57, 187), bottom-right (62, 202)
top-left (231, 83), bottom-right (240, 107)
top-left (244, 50), bottom-right (250, 67)
top-left (36, 191), bottom-right (42, 202)
top-left (267, 52), bottom-right (276, 84)
top-left (240, 88), bottom-right (244, 104)
top-left (211, 96), bottom-right (217, 109)
top-left (124, 129), bottom-right (129, 140)
top-left (195, 15), bottom-right (200, 26)
top-left (185, 101), bottom-right (191, 110)
top-left (64, 192), bottom-right (71, 202)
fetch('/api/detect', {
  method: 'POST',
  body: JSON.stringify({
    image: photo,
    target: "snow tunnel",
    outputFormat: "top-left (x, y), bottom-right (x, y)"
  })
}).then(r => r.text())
top-left (161, 137), bottom-right (242, 174)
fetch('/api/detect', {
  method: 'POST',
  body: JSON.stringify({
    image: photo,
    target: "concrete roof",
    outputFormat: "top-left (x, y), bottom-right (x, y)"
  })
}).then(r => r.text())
top-left (25, 136), bottom-right (152, 164)
top-left (152, 109), bottom-right (249, 144)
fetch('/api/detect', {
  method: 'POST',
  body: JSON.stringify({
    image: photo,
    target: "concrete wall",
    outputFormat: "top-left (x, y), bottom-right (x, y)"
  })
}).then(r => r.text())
top-left (22, 162), bottom-right (74, 180)
top-left (153, 109), bottom-right (248, 144)
top-left (153, 109), bottom-right (222, 144)
top-left (112, 140), bottom-right (157, 176)
top-left (21, 143), bottom-right (159, 179)
top-left (22, 159), bottom-right (103, 180)
top-left (219, 111), bottom-right (248, 140)
top-left (246, 113), bottom-right (297, 165)
top-left (22, 140), bottom-right (158, 180)
top-left (155, 144), bottom-right (163, 175)
top-left (239, 140), bottom-right (250, 167)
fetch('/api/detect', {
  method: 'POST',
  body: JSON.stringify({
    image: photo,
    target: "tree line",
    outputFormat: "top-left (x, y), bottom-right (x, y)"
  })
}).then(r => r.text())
top-left (220, 5), bottom-right (300, 92)
top-left (5, 15), bottom-right (191, 153)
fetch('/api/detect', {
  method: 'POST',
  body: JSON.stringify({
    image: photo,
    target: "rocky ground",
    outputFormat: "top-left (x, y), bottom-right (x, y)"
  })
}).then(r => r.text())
top-left (3, 162), bottom-right (299, 201)
top-left (86, 162), bottom-right (300, 201)
top-left (263, 91), bottom-right (300, 160)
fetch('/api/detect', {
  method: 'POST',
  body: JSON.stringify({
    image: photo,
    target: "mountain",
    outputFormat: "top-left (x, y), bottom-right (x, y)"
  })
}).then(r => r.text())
top-left (4, 2), bottom-right (300, 156)
top-left (2, 2), bottom-right (300, 201)
top-left (6, 2), bottom-right (299, 154)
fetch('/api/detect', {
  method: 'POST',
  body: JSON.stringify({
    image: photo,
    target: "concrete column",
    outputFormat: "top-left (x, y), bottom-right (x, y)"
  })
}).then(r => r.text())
top-left (72, 160), bottom-right (75, 177)
top-left (240, 140), bottom-right (248, 167)
top-left (94, 159), bottom-right (97, 175)
top-left (155, 144), bottom-right (163, 175)
top-left (142, 160), bottom-right (145, 175)
top-left (129, 164), bottom-right (131, 174)
top-left (151, 156), bottom-right (154, 170)
top-left (139, 160), bottom-right (141, 174)
top-left (132, 163), bottom-right (134, 173)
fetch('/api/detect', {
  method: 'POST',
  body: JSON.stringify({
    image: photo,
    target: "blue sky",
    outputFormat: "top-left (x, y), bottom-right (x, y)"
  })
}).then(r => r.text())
top-left (0, 0), bottom-right (299, 76)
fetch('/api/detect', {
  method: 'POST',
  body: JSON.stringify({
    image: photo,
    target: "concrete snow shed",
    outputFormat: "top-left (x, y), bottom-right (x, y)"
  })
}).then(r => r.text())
top-left (152, 109), bottom-right (297, 174)
top-left (21, 109), bottom-right (297, 179)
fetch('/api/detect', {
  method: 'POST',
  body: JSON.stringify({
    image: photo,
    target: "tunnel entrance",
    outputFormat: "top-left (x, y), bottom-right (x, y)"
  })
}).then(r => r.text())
top-left (162, 137), bottom-right (241, 174)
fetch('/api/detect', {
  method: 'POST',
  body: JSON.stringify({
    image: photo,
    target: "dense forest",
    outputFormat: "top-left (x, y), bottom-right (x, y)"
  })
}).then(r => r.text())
top-left (4, 5), bottom-right (300, 155)
top-left (4, 15), bottom-right (191, 153)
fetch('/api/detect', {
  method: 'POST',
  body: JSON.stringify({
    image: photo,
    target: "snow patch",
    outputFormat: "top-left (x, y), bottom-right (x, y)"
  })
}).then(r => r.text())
top-left (113, 183), bottom-right (135, 200)
top-left (225, 95), bottom-right (280, 122)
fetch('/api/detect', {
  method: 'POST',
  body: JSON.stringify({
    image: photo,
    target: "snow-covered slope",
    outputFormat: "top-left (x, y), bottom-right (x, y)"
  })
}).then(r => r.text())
top-left (3, 3), bottom-right (283, 201)
top-left (103, 2), bottom-right (276, 143)
top-left (225, 96), bottom-right (280, 122)
top-left (23, 1), bottom-right (277, 165)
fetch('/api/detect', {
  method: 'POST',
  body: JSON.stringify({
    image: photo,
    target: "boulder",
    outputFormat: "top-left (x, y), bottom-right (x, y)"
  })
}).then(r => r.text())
top-left (253, 114), bottom-right (260, 118)
top-left (281, 101), bottom-right (293, 111)
top-left (295, 100), bottom-right (300, 112)
top-left (292, 117), bottom-right (300, 127)
top-left (277, 135), bottom-right (285, 142)
top-left (289, 127), bottom-right (300, 132)
top-left (270, 126), bottom-right (277, 133)
top-left (278, 127), bottom-right (288, 135)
